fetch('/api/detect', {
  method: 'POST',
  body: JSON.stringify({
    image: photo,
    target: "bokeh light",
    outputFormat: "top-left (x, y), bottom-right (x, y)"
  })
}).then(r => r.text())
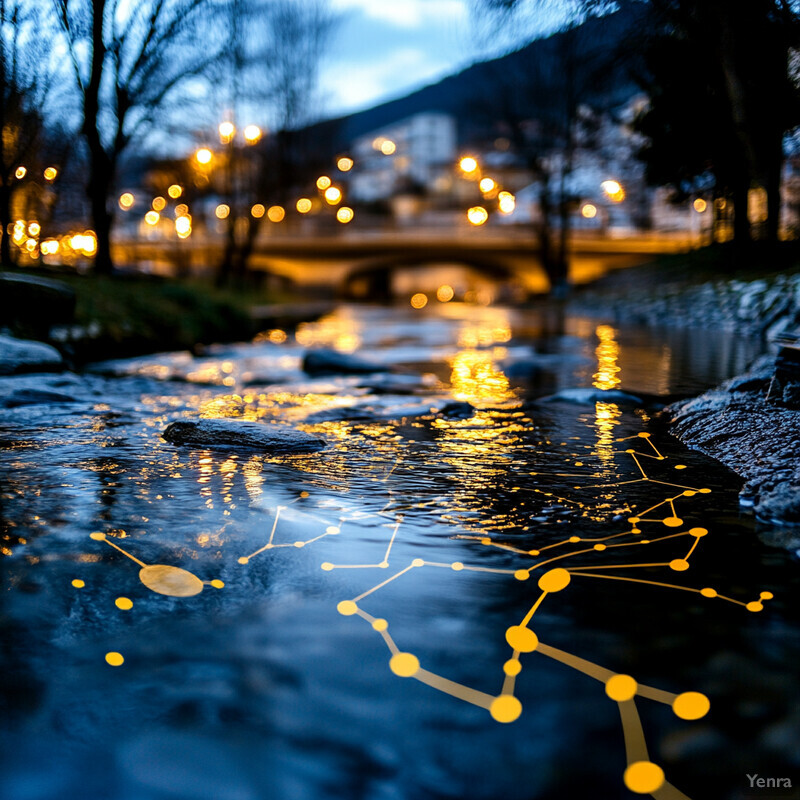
top-left (410, 292), bottom-right (428, 309)
top-left (296, 198), bottom-right (312, 214)
top-left (268, 205), bottom-right (286, 222)
top-left (336, 206), bottom-right (354, 223)
top-left (467, 206), bottom-right (489, 226)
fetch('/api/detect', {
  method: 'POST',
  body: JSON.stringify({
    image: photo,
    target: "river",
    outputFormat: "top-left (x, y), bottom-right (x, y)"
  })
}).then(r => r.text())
top-left (1, 302), bottom-right (797, 800)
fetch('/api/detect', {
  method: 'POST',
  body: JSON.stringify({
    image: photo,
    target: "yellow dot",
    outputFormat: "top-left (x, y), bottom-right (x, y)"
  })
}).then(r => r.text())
top-left (574, 461), bottom-right (583, 466)
top-left (689, 527), bottom-right (708, 537)
top-left (503, 658), bottom-right (522, 676)
top-left (490, 695), bottom-right (522, 723)
top-left (637, 432), bottom-right (650, 438)
top-left (480, 537), bottom-right (492, 545)
top-left (505, 625), bottom-right (539, 652)
top-left (627, 517), bottom-right (639, 524)
top-left (115, 597), bottom-right (133, 610)
top-left (379, 561), bottom-right (389, 568)
top-left (683, 490), bottom-right (696, 497)
top-left (700, 587), bottom-right (717, 598)
top-left (626, 448), bottom-right (634, 454)
top-left (760, 591), bottom-right (774, 600)
top-left (139, 564), bottom-right (203, 597)
top-left (321, 562), bottom-right (334, 571)
top-left (538, 568), bottom-right (570, 593)
top-left (210, 579), bottom-right (224, 589)
top-left (528, 549), bottom-right (540, 555)
top-left (632, 528), bottom-right (641, 534)
top-left (514, 569), bottom-right (530, 581)
top-left (663, 517), bottom-right (683, 527)
top-left (746, 601), bottom-right (763, 613)
top-left (699, 488), bottom-right (711, 494)
top-left (372, 618), bottom-right (388, 632)
top-left (71, 579), bottom-right (85, 588)
top-left (90, 532), bottom-right (106, 540)
top-left (390, 652), bottom-right (420, 677)
top-left (105, 652), bottom-right (124, 667)
top-left (669, 559), bottom-right (690, 572)
top-left (300, 491), bottom-right (310, 498)
top-left (238, 556), bottom-right (249, 564)
top-left (337, 600), bottom-right (358, 616)
top-left (451, 562), bottom-right (464, 571)
top-left (605, 674), bottom-right (638, 701)
top-left (593, 543), bottom-right (607, 551)
top-left (326, 526), bottom-right (340, 534)
top-left (569, 536), bottom-right (581, 543)
top-left (624, 761), bottom-right (665, 794)
top-left (672, 691), bottom-right (710, 720)
top-left (412, 558), bottom-right (424, 567)
top-left (294, 541), bottom-right (305, 548)
top-left (675, 464), bottom-right (687, 469)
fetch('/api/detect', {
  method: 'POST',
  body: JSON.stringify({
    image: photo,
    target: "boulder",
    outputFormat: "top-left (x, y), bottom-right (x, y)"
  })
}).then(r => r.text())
top-left (162, 418), bottom-right (326, 454)
top-left (302, 348), bottom-right (391, 376)
top-left (0, 335), bottom-right (64, 375)
top-left (0, 272), bottom-right (75, 338)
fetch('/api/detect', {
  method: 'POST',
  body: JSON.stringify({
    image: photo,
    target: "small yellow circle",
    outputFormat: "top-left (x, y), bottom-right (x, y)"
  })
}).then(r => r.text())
top-left (569, 536), bottom-right (581, 543)
top-left (605, 674), bottom-right (638, 701)
top-left (294, 541), bottom-right (305, 548)
top-left (624, 761), bottom-right (665, 794)
top-left (379, 561), bottom-right (389, 568)
top-left (337, 600), bottom-right (358, 616)
top-left (489, 695), bottom-right (522, 723)
top-left (675, 464), bottom-right (687, 469)
top-left (593, 543), bottom-right (607, 551)
top-left (326, 526), bottom-right (340, 535)
top-left (451, 562), bottom-right (464, 571)
top-left (115, 597), bottom-right (133, 610)
top-left (390, 652), bottom-right (420, 677)
top-left (538, 568), bottom-right (570, 593)
top-left (689, 527), bottom-right (708, 537)
top-left (699, 488), bottom-right (711, 494)
top-left (372, 618), bottom-right (388, 632)
top-left (700, 587), bottom-right (717, 598)
top-left (90, 532), bottom-right (106, 540)
top-left (210, 579), bottom-right (224, 589)
top-left (672, 691), bottom-right (710, 720)
top-left (663, 517), bottom-right (683, 527)
top-left (321, 562), bottom-right (334, 571)
top-left (238, 556), bottom-right (249, 564)
top-left (669, 559), bottom-right (690, 572)
top-left (637, 432), bottom-right (650, 438)
top-left (528, 549), bottom-right (540, 555)
top-left (105, 652), bottom-right (124, 667)
top-left (760, 591), bottom-right (773, 600)
top-left (627, 517), bottom-right (639, 525)
top-left (505, 625), bottom-right (538, 652)
top-left (412, 558), bottom-right (424, 567)
top-left (71, 579), bottom-right (85, 588)
top-left (503, 658), bottom-right (522, 676)
top-left (514, 569), bottom-right (530, 581)
top-left (746, 601), bottom-right (763, 613)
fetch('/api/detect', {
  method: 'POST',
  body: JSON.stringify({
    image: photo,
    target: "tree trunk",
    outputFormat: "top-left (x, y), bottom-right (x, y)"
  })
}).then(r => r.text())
top-left (731, 176), bottom-right (751, 250)
top-left (88, 164), bottom-right (114, 275)
top-left (0, 182), bottom-right (14, 267)
top-left (764, 133), bottom-right (783, 245)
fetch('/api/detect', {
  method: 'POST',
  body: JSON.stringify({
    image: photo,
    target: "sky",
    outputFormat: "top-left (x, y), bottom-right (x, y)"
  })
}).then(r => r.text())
top-left (320, 0), bottom-right (476, 115)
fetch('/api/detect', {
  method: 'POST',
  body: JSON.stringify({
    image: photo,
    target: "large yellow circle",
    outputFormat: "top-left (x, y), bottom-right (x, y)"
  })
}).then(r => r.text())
top-left (624, 761), bottom-right (665, 794)
top-left (138, 565), bottom-right (203, 597)
top-left (390, 652), bottom-right (420, 677)
top-left (672, 691), bottom-right (710, 720)
top-left (538, 568), bottom-right (571, 593)
top-left (505, 625), bottom-right (539, 652)
top-left (490, 695), bottom-right (522, 723)
top-left (605, 674), bottom-right (638, 702)
top-left (105, 651), bottom-right (124, 667)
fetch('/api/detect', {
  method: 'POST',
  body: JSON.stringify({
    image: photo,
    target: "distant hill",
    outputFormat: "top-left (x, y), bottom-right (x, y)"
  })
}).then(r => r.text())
top-left (310, 7), bottom-right (644, 152)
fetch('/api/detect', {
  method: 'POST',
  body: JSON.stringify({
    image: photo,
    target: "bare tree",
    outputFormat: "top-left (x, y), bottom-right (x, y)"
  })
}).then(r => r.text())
top-left (0, 0), bottom-right (56, 267)
top-left (54, 0), bottom-right (224, 274)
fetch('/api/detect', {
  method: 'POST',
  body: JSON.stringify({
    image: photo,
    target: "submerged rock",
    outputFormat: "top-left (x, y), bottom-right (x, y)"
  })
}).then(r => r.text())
top-left (1, 388), bottom-right (79, 408)
top-left (0, 335), bottom-right (64, 375)
top-left (302, 348), bottom-right (391, 376)
top-left (537, 387), bottom-right (643, 405)
top-left (162, 419), bottom-right (326, 454)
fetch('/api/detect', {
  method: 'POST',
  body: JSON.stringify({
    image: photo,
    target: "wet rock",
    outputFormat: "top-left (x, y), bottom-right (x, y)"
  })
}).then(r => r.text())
top-left (162, 419), bottom-right (326, 454)
top-left (754, 484), bottom-right (800, 525)
top-left (0, 272), bottom-right (75, 337)
top-left (0, 388), bottom-right (79, 408)
top-left (437, 401), bottom-right (475, 419)
top-left (302, 348), bottom-right (391, 376)
top-left (537, 387), bottom-right (643, 405)
top-left (0, 335), bottom-right (64, 375)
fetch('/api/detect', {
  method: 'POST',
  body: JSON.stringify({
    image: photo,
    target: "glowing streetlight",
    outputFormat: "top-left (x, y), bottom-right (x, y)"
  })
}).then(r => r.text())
top-left (144, 211), bottom-right (160, 225)
top-left (195, 148), bottom-right (213, 165)
top-left (380, 139), bottom-right (396, 155)
top-left (316, 175), bottom-right (332, 190)
top-left (467, 206), bottom-right (488, 226)
top-left (324, 186), bottom-right (342, 205)
top-left (15, 166), bottom-right (26, 179)
top-left (336, 206), bottom-right (354, 224)
top-left (119, 192), bottom-right (135, 210)
top-left (243, 125), bottom-right (262, 144)
top-left (43, 167), bottom-right (57, 181)
top-left (215, 204), bottom-right (230, 219)
top-left (219, 121), bottom-right (235, 143)
top-left (581, 203), bottom-right (598, 219)
top-left (337, 157), bottom-right (353, 172)
top-left (601, 180), bottom-right (625, 202)
top-left (152, 196), bottom-right (166, 211)
top-left (168, 184), bottom-right (183, 199)
top-left (693, 198), bottom-right (707, 213)
top-left (437, 285), bottom-right (454, 302)
top-left (251, 204), bottom-right (265, 218)
top-left (479, 177), bottom-right (496, 193)
top-left (175, 216), bottom-right (192, 238)
top-left (459, 156), bottom-right (478, 174)
top-left (296, 198), bottom-right (312, 214)
top-left (267, 205), bottom-right (285, 222)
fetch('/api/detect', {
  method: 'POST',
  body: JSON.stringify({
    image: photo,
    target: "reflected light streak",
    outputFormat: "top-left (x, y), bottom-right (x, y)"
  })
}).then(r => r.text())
top-left (593, 324), bottom-right (620, 390)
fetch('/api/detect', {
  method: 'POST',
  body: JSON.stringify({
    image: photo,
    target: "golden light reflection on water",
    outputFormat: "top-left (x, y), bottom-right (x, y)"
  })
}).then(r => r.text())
top-left (295, 311), bottom-right (362, 352)
top-left (594, 401), bottom-right (622, 466)
top-left (449, 350), bottom-right (516, 407)
top-left (593, 325), bottom-right (621, 390)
